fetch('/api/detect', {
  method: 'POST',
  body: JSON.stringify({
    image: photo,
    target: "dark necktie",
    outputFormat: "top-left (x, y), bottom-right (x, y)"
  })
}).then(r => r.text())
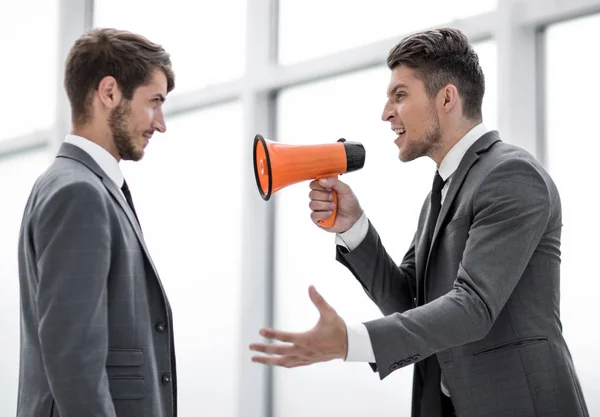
top-left (121, 179), bottom-right (140, 226)
top-left (427, 171), bottom-right (446, 243)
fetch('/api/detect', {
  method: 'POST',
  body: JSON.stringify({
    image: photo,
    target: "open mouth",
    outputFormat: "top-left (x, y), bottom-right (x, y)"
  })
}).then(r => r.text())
top-left (392, 127), bottom-right (406, 137)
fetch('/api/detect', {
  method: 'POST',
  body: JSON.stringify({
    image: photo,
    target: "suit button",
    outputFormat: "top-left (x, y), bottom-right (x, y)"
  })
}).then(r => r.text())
top-left (412, 355), bottom-right (421, 361)
top-left (155, 322), bottom-right (167, 333)
top-left (398, 361), bottom-right (406, 367)
top-left (161, 373), bottom-right (171, 385)
top-left (390, 363), bottom-right (399, 371)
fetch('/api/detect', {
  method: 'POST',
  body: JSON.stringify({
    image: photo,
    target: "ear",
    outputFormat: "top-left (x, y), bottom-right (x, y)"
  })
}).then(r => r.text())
top-left (439, 84), bottom-right (460, 115)
top-left (97, 76), bottom-right (122, 109)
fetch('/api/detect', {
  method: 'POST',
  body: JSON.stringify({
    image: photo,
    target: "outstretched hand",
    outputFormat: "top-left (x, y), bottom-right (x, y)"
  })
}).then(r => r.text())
top-left (249, 286), bottom-right (348, 368)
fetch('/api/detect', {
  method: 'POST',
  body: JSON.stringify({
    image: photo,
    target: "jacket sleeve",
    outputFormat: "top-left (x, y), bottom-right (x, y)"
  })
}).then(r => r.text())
top-left (363, 158), bottom-right (552, 380)
top-left (34, 181), bottom-right (117, 417)
top-left (336, 219), bottom-right (418, 316)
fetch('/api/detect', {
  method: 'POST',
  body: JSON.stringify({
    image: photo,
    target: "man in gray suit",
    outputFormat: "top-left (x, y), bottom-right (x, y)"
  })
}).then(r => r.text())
top-left (250, 28), bottom-right (589, 416)
top-left (17, 28), bottom-right (177, 417)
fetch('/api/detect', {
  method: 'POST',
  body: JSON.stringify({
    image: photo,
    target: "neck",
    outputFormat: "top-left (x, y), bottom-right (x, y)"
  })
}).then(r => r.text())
top-left (71, 123), bottom-right (120, 162)
top-left (432, 119), bottom-right (480, 167)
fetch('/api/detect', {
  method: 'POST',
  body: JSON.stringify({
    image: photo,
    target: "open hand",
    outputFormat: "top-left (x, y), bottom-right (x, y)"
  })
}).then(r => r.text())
top-left (249, 286), bottom-right (348, 368)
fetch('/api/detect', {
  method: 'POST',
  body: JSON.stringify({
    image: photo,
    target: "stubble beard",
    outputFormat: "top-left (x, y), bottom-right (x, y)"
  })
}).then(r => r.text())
top-left (109, 100), bottom-right (144, 162)
top-left (399, 104), bottom-right (442, 163)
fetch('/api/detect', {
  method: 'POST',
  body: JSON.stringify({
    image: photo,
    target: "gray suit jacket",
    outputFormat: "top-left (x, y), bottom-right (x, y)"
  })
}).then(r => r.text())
top-left (17, 143), bottom-right (177, 417)
top-left (337, 131), bottom-right (589, 417)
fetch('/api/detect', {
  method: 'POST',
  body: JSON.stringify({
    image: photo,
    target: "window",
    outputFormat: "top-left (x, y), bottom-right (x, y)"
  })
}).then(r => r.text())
top-left (0, 0), bottom-right (59, 141)
top-left (545, 14), bottom-right (600, 411)
top-left (0, 149), bottom-right (52, 413)
top-left (120, 103), bottom-right (244, 417)
top-left (279, 0), bottom-right (497, 64)
top-left (94, 0), bottom-right (246, 94)
top-left (273, 41), bottom-right (497, 416)
top-left (476, 41), bottom-right (498, 130)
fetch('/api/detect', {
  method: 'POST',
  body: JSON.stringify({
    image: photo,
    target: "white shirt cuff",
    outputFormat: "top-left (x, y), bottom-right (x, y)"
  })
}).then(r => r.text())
top-left (344, 322), bottom-right (376, 362)
top-left (335, 211), bottom-right (368, 251)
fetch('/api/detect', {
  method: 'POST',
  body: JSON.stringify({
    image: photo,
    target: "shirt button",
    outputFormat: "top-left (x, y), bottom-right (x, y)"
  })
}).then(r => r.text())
top-left (155, 322), bottom-right (167, 333)
top-left (161, 373), bottom-right (171, 385)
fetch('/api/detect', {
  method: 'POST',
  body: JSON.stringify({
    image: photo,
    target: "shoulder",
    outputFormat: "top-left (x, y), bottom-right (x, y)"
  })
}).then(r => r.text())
top-left (32, 159), bottom-right (109, 213)
top-left (479, 141), bottom-right (556, 192)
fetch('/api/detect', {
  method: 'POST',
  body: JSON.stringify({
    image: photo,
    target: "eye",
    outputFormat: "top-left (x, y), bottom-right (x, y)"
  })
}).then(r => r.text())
top-left (395, 92), bottom-right (406, 101)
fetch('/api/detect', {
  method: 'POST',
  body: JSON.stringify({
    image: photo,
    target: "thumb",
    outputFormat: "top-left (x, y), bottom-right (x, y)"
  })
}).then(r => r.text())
top-left (308, 285), bottom-right (335, 316)
top-left (318, 177), bottom-right (349, 193)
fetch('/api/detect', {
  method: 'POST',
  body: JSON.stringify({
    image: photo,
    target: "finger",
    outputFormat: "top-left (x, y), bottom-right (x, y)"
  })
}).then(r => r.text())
top-left (259, 328), bottom-right (297, 343)
top-left (308, 285), bottom-right (335, 315)
top-left (249, 343), bottom-right (298, 356)
top-left (309, 180), bottom-right (330, 191)
top-left (317, 177), bottom-right (338, 189)
top-left (308, 200), bottom-right (336, 213)
top-left (310, 210), bottom-right (333, 224)
top-left (308, 189), bottom-right (334, 202)
top-left (320, 177), bottom-right (351, 194)
top-left (251, 354), bottom-right (313, 368)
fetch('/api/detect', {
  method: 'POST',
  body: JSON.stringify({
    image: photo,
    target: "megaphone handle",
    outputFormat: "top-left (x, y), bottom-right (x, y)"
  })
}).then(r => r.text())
top-left (316, 174), bottom-right (338, 229)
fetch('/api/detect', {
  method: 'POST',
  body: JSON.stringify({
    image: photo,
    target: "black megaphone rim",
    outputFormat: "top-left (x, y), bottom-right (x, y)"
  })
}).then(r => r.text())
top-left (253, 134), bottom-right (273, 200)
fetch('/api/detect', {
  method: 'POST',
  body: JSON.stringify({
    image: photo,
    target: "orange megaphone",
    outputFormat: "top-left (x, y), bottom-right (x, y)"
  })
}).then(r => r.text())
top-left (253, 134), bottom-right (366, 228)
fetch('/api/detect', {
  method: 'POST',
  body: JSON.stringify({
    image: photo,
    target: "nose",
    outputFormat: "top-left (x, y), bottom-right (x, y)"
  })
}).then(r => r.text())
top-left (154, 112), bottom-right (166, 133)
top-left (381, 100), bottom-right (394, 122)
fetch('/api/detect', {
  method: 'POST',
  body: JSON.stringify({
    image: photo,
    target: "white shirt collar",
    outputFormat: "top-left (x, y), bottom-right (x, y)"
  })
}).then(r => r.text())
top-left (438, 123), bottom-right (490, 182)
top-left (64, 134), bottom-right (124, 189)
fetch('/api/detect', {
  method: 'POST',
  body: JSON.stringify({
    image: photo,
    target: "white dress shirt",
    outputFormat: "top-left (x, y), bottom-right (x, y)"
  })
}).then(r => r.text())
top-left (338, 123), bottom-right (490, 394)
top-left (64, 134), bottom-right (125, 198)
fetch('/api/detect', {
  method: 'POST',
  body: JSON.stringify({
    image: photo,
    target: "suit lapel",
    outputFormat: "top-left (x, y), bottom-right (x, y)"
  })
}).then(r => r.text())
top-left (56, 143), bottom-right (161, 279)
top-left (101, 177), bottom-right (161, 277)
top-left (418, 131), bottom-right (502, 301)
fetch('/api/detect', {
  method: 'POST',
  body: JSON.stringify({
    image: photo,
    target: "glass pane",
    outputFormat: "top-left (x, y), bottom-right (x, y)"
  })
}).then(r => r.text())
top-left (273, 42), bottom-right (496, 416)
top-left (0, 149), bottom-right (52, 415)
top-left (94, 0), bottom-right (246, 94)
top-left (475, 41), bottom-right (497, 131)
top-left (119, 103), bottom-right (243, 417)
top-left (0, 0), bottom-right (58, 141)
top-left (546, 14), bottom-right (600, 413)
top-left (279, 0), bottom-right (497, 64)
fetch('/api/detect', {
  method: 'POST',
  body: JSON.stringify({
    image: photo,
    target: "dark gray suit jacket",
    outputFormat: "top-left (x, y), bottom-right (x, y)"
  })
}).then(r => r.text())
top-left (337, 131), bottom-right (589, 417)
top-left (17, 143), bottom-right (177, 417)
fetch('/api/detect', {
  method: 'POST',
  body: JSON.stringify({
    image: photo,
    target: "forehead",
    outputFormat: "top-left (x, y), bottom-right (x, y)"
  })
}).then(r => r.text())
top-left (135, 70), bottom-right (168, 96)
top-left (387, 65), bottom-right (423, 95)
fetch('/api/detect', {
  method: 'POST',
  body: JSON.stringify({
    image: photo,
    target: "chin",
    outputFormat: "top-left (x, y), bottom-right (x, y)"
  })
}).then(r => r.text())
top-left (398, 148), bottom-right (420, 163)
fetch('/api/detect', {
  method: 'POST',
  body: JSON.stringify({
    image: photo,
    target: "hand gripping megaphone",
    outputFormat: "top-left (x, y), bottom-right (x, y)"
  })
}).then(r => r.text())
top-left (253, 134), bottom-right (366, 228)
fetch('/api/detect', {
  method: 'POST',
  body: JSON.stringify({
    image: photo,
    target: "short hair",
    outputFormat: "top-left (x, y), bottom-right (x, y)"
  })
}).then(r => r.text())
top-left (64, 28), bottom-right (175, 125)
top-left (387, 27), bottom-right (484, 120)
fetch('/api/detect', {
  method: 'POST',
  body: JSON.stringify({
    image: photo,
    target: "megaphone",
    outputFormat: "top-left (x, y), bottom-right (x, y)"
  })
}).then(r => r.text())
top-left (253, 134), bottom-right (366, 228)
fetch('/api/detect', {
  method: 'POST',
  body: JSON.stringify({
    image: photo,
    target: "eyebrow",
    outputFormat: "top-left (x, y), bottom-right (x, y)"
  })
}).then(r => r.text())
top-left (388, 83), bottom-right (409, 98)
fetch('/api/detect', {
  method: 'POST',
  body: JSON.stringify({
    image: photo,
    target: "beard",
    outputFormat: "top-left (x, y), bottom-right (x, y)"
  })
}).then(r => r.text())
top-left (108, 100), bottom-right (144, 161)
top-left (399, 103), bottom-right (442, 162)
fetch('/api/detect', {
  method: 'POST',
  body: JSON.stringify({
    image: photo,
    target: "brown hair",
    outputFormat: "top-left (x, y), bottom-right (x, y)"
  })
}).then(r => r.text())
top-left (387, 28), bottom-right (484, 121)
top-left (64, 28), bottom-right (175, 126)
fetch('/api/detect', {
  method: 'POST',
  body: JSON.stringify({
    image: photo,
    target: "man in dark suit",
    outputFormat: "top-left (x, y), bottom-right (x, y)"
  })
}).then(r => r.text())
top-left (17, 28), bottom-right (177, 417)
top-left (250, 28), bottom-right (589, 416)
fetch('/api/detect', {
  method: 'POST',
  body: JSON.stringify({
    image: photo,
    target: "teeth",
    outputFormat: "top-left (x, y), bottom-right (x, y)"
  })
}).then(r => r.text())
top-left (393, 128), bottom-right (405, 135)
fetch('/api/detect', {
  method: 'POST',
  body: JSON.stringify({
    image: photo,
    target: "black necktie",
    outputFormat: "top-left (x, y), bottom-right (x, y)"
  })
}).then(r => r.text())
top-left (427, 171), bottom-right (446, 243)
top-left (121, 179), bottom-right (140, 226)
